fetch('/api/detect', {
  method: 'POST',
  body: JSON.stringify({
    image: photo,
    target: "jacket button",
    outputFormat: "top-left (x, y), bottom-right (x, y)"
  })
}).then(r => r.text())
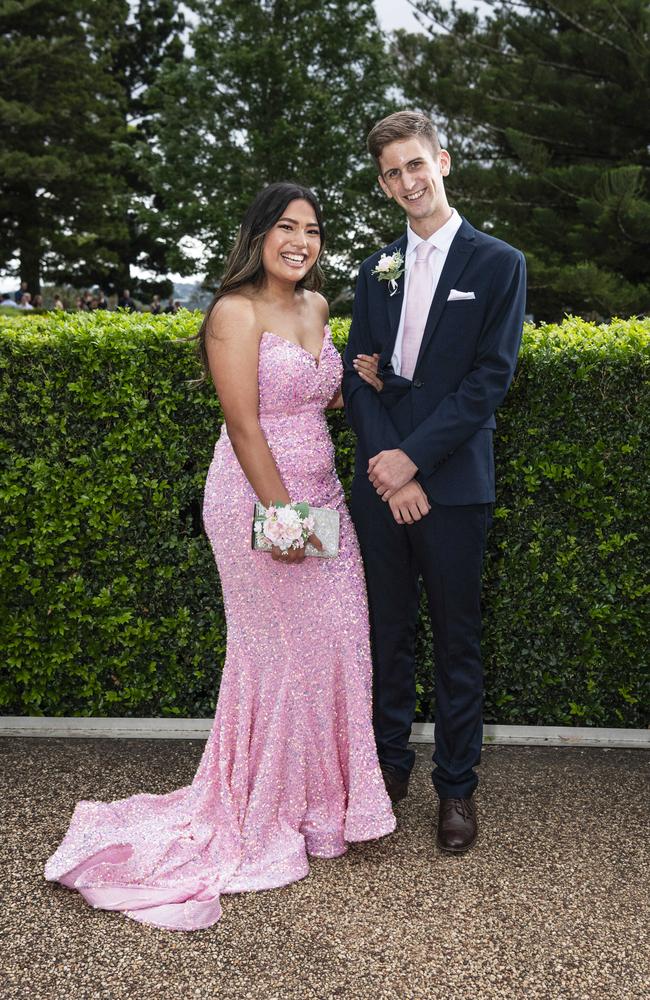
top-left (413, 378), bottom-right (423, 388)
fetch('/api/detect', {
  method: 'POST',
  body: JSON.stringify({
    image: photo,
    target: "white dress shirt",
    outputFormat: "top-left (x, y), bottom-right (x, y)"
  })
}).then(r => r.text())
top-left (391, 207), bottom-right (463, 376)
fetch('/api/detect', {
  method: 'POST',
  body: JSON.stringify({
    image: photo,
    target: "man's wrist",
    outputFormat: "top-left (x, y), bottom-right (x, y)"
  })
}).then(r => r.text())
top-left (397, 446), bottom-right (419, 474)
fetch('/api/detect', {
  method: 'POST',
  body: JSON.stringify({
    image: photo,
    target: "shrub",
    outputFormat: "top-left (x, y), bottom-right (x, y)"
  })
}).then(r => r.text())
top-left (1, 311), bottom-right (648, 725)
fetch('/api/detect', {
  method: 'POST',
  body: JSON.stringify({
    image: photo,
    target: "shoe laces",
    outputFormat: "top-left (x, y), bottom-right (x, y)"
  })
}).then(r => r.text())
top-left (448, 798), bottom-right (474, 820)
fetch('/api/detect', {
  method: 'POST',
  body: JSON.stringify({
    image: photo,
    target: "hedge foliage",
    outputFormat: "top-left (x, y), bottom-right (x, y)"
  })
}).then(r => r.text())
top-left (1, 311), bottom-right (648, 726)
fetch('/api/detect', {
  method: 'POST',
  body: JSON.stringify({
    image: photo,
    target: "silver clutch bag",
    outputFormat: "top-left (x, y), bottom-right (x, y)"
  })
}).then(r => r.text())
top-left (252, 502), bottom-right (340, 558)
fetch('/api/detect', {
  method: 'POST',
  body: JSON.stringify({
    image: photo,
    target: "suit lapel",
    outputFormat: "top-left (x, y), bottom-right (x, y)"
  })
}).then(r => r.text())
top-left (414, 218), bottom-right (477, 373)
top-left (379, 234), bottom-right (407, 368)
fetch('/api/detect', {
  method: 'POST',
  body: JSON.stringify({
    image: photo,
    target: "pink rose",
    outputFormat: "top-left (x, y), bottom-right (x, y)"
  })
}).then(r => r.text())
top-left (276, 507), bottom-right (303, 542)
top-left (263, 518), bottom-right (284, 545)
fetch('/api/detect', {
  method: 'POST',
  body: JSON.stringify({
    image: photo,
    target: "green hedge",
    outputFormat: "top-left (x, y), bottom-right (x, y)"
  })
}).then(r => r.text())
top-left (1, 311), bottom-right (648, 725)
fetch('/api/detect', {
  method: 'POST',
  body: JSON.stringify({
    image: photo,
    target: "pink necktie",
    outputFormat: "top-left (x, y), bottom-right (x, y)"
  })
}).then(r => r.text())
top-left (401, 241), bottom-right (435, 380)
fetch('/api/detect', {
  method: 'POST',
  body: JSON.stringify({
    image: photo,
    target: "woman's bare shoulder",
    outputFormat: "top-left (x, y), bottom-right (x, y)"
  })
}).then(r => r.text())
top-left (304, 289), bottom-right (329, 324)
top-left (207, 291), bottom-right (258, 341)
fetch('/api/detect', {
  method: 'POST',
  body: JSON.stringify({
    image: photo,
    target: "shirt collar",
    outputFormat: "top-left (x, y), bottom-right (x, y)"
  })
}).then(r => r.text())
top-left (406, 208), bottom-right (462, 257)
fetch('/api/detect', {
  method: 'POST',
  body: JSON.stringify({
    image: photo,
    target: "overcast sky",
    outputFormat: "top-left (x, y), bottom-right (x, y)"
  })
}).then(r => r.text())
top-left (374, 0), bottom-right (423, 33)
top-left (374, 0), bottom-right (489, 32)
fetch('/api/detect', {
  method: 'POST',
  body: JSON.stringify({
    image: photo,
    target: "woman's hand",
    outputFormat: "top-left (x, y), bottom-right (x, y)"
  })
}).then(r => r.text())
top-left (271, 533), bottom-right (323, 563)
top-left (353, 353), bottom-right (383, 391)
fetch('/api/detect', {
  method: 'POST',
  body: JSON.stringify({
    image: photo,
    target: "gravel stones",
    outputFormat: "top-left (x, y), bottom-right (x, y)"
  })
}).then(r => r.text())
top-left (1, 737), bottom-right (648, 1000)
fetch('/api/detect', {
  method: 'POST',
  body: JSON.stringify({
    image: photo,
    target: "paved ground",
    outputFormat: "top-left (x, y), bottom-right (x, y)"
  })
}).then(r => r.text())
top-left (1, 737), bottom-right (648, 1000)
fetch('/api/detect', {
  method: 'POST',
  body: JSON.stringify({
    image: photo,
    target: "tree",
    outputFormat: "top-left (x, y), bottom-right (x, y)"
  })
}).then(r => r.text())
top-left (0, 1), bottom-right (191, 295)
top-left (87, 0), bottom-right (192, 293)
top-left (0, 1), bottom-right (127, 293)
top-left (151, 0), bottom-right (399, 307)
top-left (396, 0), bottom-right (650, 320)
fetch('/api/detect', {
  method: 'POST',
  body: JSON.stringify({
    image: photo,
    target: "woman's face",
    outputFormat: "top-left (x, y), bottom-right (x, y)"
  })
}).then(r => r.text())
top-left (261, 198), bottom-right (322, 284)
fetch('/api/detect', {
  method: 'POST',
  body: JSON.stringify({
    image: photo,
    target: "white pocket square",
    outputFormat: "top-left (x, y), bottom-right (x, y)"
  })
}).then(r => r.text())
top-left (447, 289), bottom-right (476, 301)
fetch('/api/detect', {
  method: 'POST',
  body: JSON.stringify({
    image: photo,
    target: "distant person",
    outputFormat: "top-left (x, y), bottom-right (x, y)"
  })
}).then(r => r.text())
top-left (75, 297), bottom-right (83, 311)
top-left (163, 297), bottom-right (177, 314)
top-left (19, 292), bottom-right (34, 311)
top-left (118, 289), bottom-right (138, 312)
top-left (53, 295), bottom-right (65, 310)
top-left (32, 294), bottom-right (43, 309)
top-left (94, 290), bottom-right (109, 310)
top-left (150, 294), bottom-right (162, 315)
top-left (1, 293), bottom-right (20, 308)
top-left (14, 281), bottom-right (28, 303)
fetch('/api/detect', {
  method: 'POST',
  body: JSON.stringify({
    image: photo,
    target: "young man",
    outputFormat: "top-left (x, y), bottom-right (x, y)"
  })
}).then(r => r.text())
top-left (342, 110), bottom-right (526, 853)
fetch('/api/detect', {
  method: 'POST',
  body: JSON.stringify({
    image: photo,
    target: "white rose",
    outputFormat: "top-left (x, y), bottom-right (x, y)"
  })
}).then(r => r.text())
top-left (375, 254), bottom-right (393, 273)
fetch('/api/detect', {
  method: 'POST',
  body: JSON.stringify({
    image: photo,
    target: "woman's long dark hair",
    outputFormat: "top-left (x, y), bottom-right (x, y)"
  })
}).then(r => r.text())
top-left (195, 182), bottom-right (326, 382)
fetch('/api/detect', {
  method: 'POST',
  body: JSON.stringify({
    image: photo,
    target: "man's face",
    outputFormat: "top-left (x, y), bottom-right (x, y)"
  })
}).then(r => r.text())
top-left (377, 137), bottom-right (450, 224)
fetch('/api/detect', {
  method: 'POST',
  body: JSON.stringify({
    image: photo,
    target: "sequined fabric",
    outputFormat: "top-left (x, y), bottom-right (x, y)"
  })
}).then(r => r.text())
top-left (45, 325), bottom-right (395, 931)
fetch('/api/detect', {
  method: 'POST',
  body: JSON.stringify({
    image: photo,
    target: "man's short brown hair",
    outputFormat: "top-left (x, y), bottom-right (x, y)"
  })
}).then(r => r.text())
top-left (367, 110), bottom-right (441, 167)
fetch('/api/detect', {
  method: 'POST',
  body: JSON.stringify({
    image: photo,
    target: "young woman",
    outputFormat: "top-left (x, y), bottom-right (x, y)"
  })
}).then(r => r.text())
top-left (45, 182), bottom-right (393, 931)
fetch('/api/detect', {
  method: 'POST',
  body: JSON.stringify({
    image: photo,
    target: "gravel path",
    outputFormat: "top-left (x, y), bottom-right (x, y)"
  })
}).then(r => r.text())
top-left (1, 737), bottom-right (648, 1000)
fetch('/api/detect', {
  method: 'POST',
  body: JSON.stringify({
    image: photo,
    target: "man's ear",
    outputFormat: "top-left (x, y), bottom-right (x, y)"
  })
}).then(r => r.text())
top-left (378, 174), bottom-right (393, 200)
top-left (439, 150), bottom-right (451, 177)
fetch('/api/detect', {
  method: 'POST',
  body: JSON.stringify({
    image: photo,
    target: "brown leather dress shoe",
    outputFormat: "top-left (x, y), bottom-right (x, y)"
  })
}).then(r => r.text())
top-left (436, 797), bottom-right (478, 853)
top-left (380, 764), bottom-right (409, 804)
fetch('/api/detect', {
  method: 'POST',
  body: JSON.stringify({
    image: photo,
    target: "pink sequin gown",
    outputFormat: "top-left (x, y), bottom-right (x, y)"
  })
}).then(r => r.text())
top-left (45, 325), bottom-right (395, 931)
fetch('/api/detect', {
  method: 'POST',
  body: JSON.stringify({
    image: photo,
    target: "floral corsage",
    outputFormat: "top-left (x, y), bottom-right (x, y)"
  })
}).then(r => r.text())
top-left (371, 249), bottom-right (405, 296)
top-left (254, 502), bottom-right (315, 553)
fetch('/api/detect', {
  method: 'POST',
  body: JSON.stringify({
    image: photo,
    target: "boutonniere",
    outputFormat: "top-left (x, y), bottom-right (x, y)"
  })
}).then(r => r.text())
top-left (371, 249), bottom-right (405, 296)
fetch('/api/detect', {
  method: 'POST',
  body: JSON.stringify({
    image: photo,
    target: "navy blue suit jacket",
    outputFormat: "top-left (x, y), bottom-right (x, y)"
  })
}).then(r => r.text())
top-left (342, 217), bottom-right (527, 505)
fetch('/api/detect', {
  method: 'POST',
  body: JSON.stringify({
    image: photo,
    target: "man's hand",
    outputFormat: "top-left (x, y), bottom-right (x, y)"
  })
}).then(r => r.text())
top-left (368, 449), bottom-right (418, 500)
top-left (388, 481), bottom-right (431, 525)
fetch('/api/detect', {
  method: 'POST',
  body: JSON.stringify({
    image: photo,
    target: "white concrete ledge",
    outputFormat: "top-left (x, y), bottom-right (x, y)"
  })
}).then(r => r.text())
top-left (0, 716), bottom-right (648, 749)
top-left (415, 723), bottom-right (650, 749)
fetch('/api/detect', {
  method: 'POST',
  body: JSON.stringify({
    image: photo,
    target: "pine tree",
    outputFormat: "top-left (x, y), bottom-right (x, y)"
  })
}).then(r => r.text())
top-left (397, 0), bottom-right (650, 319)
top-left (0, 1), bottom-right (127, 293)
top-left (0, 1), bottom-right (190, 295)
top-left (151, 0), bottom-right (398, 306)
top-left (88, 0), bottom-right (191, 294)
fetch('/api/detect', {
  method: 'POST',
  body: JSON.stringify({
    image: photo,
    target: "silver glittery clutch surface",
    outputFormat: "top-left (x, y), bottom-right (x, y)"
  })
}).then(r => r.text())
top-left (252, 502), bottom-right (340, 558)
